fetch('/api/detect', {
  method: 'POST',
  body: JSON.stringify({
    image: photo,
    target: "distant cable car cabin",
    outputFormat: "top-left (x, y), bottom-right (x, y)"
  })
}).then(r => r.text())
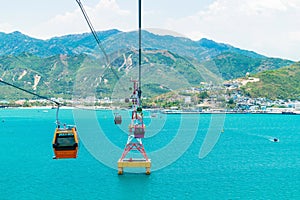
top-left (52, 126), bottom-right (79, 159)
top-left (114, 114), bottom-right (122, 125)
top-left (133, 107), bottom-right (145, 138)
top-left (134, 125), bottom-right (145, 138)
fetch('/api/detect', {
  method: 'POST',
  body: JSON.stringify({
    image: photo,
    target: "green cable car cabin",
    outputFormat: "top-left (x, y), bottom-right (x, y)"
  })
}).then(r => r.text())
top-left (52, 126), bottom-right (78, 159)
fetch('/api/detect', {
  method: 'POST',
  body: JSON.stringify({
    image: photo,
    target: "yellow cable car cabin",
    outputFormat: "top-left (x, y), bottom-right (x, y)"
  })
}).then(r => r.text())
top-left (52, 126), bottom-right (78, 159)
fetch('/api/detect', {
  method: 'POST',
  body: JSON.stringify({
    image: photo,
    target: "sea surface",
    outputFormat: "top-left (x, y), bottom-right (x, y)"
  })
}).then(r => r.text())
top-left (0, 108), bottom-right (299, 200)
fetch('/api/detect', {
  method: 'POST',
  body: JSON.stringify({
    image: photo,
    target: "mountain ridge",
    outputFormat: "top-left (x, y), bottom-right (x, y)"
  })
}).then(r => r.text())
top-left (0, 30), bottom-right (296, 101)
top-left (0, 29), bottom-right (275, 60)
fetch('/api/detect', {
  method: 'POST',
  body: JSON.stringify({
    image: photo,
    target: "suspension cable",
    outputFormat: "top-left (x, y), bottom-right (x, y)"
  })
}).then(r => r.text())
top-left (138, 0), bottom-right (142, 93)
top-left (0, 79), bottom-right (61, 125)
top-left (138, 0), bottom-right (142, 105)
top-left (76, 0), bottom-right (119, 80)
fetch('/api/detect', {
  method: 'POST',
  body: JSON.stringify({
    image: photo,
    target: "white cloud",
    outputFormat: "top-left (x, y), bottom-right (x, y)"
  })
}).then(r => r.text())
top-left (164, 0), bottom-right (300, 60)
top-left (6, 0), bottom-right (299, 61)
top-left (289, 31), bottom-right (300, 42)
top-left (30, 0), bottom-right (135, 39)
top-left (95, 0), bottom-right (130, 15)
top-left (0, 22), bottom-right (14, 33)
top-left (244, 0), bottom-right (289, 13)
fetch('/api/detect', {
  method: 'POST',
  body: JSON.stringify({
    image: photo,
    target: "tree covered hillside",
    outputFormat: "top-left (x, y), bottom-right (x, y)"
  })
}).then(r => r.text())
top-left (209, 52), bottom-right (294, 80)
top-left (241, 62), bottom-right (300, 100)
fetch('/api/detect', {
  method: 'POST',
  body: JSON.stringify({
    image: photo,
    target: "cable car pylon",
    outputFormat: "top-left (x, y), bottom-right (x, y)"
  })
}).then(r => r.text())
top-left (75, 0), bottom-right (150, 173)
top-left (117, 0), bottom-right (151, 175)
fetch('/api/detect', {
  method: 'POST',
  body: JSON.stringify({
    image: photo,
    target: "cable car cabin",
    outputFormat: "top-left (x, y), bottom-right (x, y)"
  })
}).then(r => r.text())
top-left (114, 115), bottom-right (122, 125)
top-left (134, 125), bottom-right (145, 138)
top-left (52, 127), bottom-right (78, 159)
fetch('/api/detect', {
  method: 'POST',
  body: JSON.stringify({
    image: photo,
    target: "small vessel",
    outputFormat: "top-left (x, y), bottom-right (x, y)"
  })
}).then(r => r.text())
top-left (150, 113), bottom-right (157, 118)
top-left (273, 138), bottom-right (279, 142)
top-left (52, 126), bottom-right (79, 159)
top-left (282, 111), bottom-right (296, 115)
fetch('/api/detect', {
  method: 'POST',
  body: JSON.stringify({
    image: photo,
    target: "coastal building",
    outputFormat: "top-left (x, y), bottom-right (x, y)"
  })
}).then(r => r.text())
top-left (295, 103), bottom-right (300, 111)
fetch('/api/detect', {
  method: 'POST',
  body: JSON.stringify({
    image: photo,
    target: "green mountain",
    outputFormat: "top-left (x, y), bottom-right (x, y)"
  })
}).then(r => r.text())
top-left (0, 50), bottom-right (214, 100)
top-left (241, 62), bottom-right (300, 100)
top-left (207, 52), bottom-right (294, 80)
top-left (0, 30), bottom-right (121, 57)
top-left (0, 53), bottom-right (85, 99)
top-left (0, 30), bottom-right (297, 101)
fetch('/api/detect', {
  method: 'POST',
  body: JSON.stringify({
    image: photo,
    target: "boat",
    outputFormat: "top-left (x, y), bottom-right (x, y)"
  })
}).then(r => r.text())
top-left (282, 111), bottom-right (296, 115)
top-left (52, 126), bottom-right (79, 159)
top-left (269, 138), bottom-right (279, 142)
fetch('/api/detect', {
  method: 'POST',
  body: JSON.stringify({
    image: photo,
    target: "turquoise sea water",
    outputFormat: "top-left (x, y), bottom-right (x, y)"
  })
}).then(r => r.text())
top-left (0, 108), bottom-right (299, 199)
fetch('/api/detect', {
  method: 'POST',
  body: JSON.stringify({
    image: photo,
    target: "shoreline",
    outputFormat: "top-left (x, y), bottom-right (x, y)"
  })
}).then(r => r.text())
top-left (161, 111), bottom-right (300, 115)
top-left (1, 106), bottom-right (299, 115)
top-left (0, 106), bottom-right (74, 110)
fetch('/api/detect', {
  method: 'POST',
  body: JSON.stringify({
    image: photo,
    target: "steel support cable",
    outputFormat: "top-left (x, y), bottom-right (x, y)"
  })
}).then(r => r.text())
top-left (76, 0), bottom-right (119, 80)
top-left (0, 79), bottom-right (61, 125)
top-left (138, 0), bottom-right (142, 104)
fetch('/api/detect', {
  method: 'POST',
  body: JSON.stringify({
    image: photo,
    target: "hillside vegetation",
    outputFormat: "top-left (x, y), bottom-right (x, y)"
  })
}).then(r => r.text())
top-left (0, 30), bottom-right (297, 101)
top-left (241, 62), bottom-right (300, 100)
top-left (0, 50), bottom-right (211, 100)
top-left (210, 52), bottom-right (294, 80)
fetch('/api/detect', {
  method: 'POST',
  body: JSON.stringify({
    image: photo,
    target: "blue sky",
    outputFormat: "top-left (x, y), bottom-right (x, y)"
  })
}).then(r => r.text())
top-left (0, 0), bottom-right (300, 61)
